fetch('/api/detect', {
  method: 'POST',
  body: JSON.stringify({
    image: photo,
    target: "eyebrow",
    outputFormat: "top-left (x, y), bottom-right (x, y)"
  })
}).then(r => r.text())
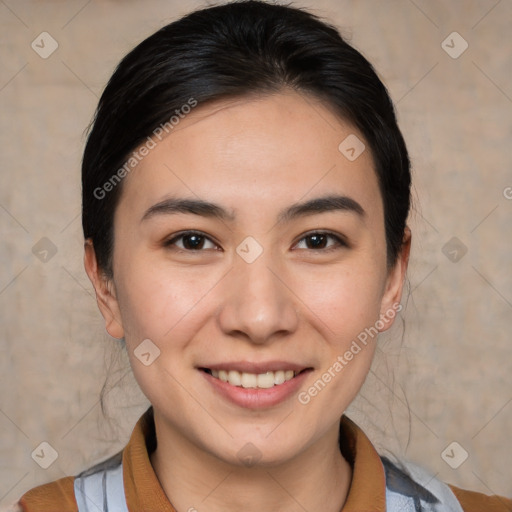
top-left (140, 194), bottom-right (365, 224)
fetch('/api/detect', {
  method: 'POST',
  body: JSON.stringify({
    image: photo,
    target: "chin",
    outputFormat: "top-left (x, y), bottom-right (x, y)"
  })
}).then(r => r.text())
top-left (208, 432), bottom-right (304, 469)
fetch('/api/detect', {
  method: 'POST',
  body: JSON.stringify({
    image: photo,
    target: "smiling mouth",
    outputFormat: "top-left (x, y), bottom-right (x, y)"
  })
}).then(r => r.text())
top-left (200, 368), bottom-right (311, 389)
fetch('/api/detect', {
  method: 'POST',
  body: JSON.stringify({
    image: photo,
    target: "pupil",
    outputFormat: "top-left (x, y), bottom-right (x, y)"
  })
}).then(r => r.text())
top-left (309, 234), bottom-right (326, 249)
top-left (185, 234), bottom-right (203, 250)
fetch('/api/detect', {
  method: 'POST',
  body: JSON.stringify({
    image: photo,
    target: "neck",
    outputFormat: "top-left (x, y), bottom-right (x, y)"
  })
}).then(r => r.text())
top-left (149, 414), bottom-right (352, 512)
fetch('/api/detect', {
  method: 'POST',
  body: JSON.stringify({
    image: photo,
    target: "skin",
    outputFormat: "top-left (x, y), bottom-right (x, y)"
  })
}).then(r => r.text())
top-left (85, 90), bottom-right (411, 512)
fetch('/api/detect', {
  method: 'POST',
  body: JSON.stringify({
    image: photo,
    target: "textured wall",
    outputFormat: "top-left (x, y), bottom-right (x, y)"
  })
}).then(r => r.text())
top-left (1, 0), bottom-right (511, 506)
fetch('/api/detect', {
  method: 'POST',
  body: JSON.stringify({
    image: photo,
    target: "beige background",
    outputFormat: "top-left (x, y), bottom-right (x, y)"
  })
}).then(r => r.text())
top-left (1, 0), bottom-right (511, 506)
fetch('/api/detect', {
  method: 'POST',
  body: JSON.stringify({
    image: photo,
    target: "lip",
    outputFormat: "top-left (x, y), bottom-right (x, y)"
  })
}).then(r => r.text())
top-left (199, 361), bottom-right (310, 374)
top-left (199, 366), bottom-right (313, 409)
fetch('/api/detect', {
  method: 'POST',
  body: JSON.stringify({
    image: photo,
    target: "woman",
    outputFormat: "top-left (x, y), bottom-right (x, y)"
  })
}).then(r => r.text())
top-left (16, 1), bottom-right (511, 511)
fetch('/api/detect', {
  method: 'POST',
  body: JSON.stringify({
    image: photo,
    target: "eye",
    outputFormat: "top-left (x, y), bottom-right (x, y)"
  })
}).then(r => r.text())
top-left (294, 231), bottom-right (347, 251)
top-left (163, 231), bottom-right (219, 251)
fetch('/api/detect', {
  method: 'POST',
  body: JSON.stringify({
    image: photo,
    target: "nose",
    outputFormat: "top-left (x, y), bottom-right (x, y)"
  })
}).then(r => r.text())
top-left (216, 250), bottom-right (299, 345)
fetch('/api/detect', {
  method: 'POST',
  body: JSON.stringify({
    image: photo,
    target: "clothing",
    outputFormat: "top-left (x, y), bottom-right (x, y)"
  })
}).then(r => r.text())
top-left (18, 406), bottom-right (512, 511)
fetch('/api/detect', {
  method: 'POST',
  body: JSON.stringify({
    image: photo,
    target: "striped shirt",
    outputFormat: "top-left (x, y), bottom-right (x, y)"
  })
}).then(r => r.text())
top-left (17, 406), bottom-right (512, 511)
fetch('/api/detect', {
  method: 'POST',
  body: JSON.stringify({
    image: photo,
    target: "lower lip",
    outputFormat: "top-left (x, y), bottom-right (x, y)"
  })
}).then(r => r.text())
top-left (200, 369), bottom-right (312, 409)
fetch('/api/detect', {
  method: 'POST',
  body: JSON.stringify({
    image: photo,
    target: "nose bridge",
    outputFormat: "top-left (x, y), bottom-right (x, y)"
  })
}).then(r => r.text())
top-left (216, 242), bottom-right (298, 343)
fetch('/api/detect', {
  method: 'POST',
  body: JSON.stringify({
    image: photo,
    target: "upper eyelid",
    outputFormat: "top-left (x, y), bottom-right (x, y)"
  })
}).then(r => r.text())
top-left (165, 230), bottom-right (220, 248)
top-left (293, 231), bottom-right (348, 249)
top-left (295, 230), bottom-right (346, 241)
top-left (165, 230), bottom-right (347, 249)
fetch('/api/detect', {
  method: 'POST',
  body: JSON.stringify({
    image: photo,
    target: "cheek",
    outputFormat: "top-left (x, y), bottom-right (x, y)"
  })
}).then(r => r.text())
top-left (289, 260), bottom-right (385, 342)
top-left (114, 254), bottom-right (220, 346)
top-left (293, 265), bottom-right (382, 418)
top-left (113, 262), bottom-right (212, 405)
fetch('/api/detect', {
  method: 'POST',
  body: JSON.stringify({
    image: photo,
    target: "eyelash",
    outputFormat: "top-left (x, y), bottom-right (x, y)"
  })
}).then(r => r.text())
top-left (163, 230), bottom-right (348, 253)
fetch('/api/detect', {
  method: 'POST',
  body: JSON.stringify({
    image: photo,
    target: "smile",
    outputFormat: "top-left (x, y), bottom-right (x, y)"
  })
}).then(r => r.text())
top-left (201, 368), bottom-right (306, 388)
top-left (199, 364), bottom-right (313, 408)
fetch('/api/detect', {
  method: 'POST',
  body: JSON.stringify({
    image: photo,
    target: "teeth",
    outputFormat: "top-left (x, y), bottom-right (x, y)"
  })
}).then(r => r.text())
top-left (241, 372), bottom-right (257, 388)
top-left (257, 372), bottom-right (274, 389)
top-left (210, 369), bottom-right (297, 388)
top-left (228, 370), bottom-right (241, 386)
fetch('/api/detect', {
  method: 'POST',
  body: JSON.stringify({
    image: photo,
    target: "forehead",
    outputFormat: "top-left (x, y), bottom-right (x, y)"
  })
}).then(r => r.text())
top-left (116, 91), bottom-right (382, 223)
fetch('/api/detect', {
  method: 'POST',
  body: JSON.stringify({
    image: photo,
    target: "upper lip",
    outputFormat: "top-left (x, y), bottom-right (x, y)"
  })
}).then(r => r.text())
top-left (198, 361), bottom-right (312, 374)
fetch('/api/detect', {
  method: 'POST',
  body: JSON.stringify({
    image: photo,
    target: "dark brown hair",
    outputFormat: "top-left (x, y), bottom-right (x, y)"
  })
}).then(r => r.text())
top-left (82, 0), bottom-right (411, 277)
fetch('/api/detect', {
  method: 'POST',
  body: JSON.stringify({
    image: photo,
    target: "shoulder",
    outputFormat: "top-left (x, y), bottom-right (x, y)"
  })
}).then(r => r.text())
top-left (382, 456), bottom-right (511, 512)
top-left (0, 501), bottom-right (24, 512)
top-left (16, 476), bottom-right (77, 512)
top-left (15, 450), bottom-right (124, 512)
top-left (449, 484), bottom-right (512, 512)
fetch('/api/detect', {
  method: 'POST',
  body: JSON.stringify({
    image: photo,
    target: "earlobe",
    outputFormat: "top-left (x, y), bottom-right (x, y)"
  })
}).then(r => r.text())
top-left (83, 239), bottom-right (125, 339)
top-left (379, 227), bottom-right (411, 331)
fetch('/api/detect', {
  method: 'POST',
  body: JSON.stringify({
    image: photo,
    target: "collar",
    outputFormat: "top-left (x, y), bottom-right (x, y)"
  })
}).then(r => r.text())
top-left (122, 406), bottom-right (386, 512)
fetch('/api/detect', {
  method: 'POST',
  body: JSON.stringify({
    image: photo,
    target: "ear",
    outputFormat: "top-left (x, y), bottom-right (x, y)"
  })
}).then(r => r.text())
top-left (378, 226), bottom-right (411, 332)
top-left (84, 239), bottom-right (125, 339)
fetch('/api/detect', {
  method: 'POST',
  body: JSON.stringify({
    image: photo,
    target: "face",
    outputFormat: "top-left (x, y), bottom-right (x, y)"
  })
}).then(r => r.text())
top-left (85, 90), bottom-right (409, 467)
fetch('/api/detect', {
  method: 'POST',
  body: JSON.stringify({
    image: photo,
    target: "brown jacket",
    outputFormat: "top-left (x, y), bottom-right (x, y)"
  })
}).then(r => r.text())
top-left (17, 407), bottom-right (512, 511)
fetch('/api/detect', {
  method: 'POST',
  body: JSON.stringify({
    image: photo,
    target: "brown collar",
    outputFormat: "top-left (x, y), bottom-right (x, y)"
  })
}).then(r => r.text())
top-left (122, 406), bottom-right (386, 512)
